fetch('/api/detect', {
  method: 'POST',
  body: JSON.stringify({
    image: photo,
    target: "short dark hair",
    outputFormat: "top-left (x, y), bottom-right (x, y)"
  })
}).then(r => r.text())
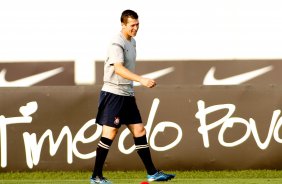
top-left (120, 9), bottom-right (138, 24)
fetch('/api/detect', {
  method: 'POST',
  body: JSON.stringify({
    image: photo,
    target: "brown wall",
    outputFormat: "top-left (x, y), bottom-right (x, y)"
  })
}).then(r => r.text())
top-left (1, 85), bottom-right (282, 171)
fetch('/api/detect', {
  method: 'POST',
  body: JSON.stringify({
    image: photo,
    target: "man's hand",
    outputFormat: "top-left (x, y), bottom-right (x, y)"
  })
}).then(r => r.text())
top-left (140, 78), bottom-right (157, 88)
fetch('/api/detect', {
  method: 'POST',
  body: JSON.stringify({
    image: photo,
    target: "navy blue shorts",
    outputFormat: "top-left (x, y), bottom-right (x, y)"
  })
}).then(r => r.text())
top-left (95, 91), bottom-right (142, 128)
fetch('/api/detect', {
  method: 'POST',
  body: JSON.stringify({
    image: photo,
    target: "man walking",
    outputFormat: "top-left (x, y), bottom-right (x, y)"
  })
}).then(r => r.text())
top-left (90, 9), bottom-right (175, 184)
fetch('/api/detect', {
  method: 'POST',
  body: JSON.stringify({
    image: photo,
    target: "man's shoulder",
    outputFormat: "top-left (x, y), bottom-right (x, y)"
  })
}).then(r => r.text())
top-left (111, 33), bottom-right (125, 45)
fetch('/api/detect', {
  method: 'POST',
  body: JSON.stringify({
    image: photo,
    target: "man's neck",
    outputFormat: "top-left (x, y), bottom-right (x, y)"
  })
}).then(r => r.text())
top-left (121, 31), bottom-right (132, 41)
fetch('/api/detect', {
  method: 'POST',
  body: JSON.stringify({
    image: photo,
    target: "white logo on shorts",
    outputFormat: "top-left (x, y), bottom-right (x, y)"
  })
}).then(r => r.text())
top-left (114, 117), bottom-right (120, 125)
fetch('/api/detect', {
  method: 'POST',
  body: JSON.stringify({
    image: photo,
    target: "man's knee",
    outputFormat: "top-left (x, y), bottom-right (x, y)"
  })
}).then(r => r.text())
top-left (130, 124), bottom-right (146, 137)
top-left (102, 125), bottom-right (119, 140)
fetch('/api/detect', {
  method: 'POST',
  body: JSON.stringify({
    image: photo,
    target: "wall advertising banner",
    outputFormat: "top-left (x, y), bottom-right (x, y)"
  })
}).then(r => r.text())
top-left (96, 60), bottom-right (282, 85)
top-left (0, 62), bottom-right (75, 87)
top-left (0, 60), bottom-right (281, 86)
top-left (1, 85), bottom-right (282, 171)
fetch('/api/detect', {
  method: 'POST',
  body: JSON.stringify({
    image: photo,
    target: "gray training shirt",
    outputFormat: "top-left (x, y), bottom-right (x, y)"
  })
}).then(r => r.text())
top-left (102, 32), bottom-right (137, 96)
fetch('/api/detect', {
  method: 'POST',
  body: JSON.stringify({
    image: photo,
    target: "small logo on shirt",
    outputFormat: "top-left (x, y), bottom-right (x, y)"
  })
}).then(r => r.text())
top-left (114, 117), bottom-right (120, 125)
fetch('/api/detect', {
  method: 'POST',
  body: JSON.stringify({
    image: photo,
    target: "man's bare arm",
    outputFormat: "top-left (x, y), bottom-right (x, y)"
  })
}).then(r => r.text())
top-left (114, 62), bottom-right (156, 88)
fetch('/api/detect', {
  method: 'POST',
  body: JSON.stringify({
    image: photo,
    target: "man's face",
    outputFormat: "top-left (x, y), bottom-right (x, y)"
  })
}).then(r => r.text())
top-left (122, 17), bottom-right (139, 38)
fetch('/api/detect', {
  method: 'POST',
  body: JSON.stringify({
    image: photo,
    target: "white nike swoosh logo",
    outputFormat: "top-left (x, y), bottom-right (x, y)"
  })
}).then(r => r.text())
top-left (203, 65), bottom-right (273, 85)
top-left (0, 67), bottom-right (64, 87)
top-left (134, 67), bottom-right (175, 86)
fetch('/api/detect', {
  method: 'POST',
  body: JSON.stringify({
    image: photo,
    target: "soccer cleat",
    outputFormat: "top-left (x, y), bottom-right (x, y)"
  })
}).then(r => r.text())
top-left (147, 170), bottom-right (175, 182)
top-left (90, 176), bottom-right (112, 184)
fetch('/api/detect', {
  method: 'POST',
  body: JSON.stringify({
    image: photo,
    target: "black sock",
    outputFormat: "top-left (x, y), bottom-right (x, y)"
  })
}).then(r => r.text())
top-left (92, 137), bottom-right (113, 178)
top-left (134, 135), bottom-right (157, 175)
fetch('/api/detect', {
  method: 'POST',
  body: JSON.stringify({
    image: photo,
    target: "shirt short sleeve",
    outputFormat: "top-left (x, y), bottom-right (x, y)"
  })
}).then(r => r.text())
top-left (107, 37), bottom-right (125, 65)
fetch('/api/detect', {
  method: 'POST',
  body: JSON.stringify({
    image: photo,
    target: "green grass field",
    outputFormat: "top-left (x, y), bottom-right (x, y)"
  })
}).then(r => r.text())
top-left (1, 170), bottom-right (282, 184)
